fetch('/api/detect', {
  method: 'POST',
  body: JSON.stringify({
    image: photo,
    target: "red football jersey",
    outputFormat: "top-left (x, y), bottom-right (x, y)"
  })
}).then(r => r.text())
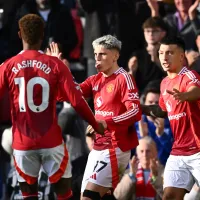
top-left (80, 67), bottom-right (141, 151)
top-left (0, 50), bottom-right (98, 150)
top-left (159, 67), bottom-right (200, 155)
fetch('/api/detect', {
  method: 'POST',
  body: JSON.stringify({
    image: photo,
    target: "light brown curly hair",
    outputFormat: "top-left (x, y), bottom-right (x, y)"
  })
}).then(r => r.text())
top-left (19, 14), bottom-right (44, 45)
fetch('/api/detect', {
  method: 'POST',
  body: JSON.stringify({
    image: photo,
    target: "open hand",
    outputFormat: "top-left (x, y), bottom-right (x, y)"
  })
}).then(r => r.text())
top-left (188, 0), bottom-right (200, 20)
top-left (167, 88), bottom-right (187, 104)
top-left (129, 156), bottom-right (138, 175)
top-left (154, 118), bottom-right (165, 137)
top-left (150, 158), bottom-right (159, 177)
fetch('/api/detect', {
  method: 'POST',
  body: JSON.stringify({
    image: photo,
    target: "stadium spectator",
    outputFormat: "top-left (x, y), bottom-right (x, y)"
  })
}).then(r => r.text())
top-left (148, 0), bottom-right (200, 51)
top-left (9, 0), bottom-right (78, 61)
top-left (135, 86), bottom-right (173, 165)
top-left (128, 17), bottom-right (167, 94)
top-left (114, 136), bottom-right (164, 200)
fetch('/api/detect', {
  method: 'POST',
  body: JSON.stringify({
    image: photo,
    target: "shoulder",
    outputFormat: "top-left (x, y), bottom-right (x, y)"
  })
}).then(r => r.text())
top-left (85, 73), bottom-right (102, 83)
top-left (116, 68), bottom-right (136, 89)
top-left (0, 55), bottom-right (18, 69)
top-left (181, 68), bottom-right (200, 79)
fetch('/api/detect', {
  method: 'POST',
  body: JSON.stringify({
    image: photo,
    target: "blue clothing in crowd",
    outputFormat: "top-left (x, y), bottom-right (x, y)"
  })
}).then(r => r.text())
top-left (135, 115), bottom-right (173, 165)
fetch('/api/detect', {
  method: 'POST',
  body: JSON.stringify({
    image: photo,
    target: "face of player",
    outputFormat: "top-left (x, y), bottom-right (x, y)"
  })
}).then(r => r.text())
top-left (94, 45), bottom-right (119, 75)
top-left (174, 0), bottom-right (193, 13)
top-left (36, 0), bottom-right (50, 10)
top-left (144, 27), bottom-right (166, 45)
top-left (158, 44), bottom-right (185, 73)
top-left (137, 140), bottom-right (156, 170)
top-left (145, 92), bottom-right (159, 105)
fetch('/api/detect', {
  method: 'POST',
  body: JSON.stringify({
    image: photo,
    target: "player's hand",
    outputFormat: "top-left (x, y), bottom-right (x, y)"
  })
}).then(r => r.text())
top-left (96, 121), bottom-right (106, 135)
top-left (154, 118), bottom-right (164, 137)
top-left (46, 42), bottom-right (62, 59)
top-left (167, 88), bottom-right (187, 104)
top-left (150, 158), bottom-right (159, 177)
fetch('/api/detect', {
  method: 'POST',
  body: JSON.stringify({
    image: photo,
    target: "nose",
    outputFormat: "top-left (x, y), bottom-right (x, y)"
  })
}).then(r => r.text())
top-left (95, 54), bottom-right (101, 61)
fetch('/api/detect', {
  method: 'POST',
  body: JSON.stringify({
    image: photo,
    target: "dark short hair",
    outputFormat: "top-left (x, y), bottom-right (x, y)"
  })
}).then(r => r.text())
top-left (19, 14), bottom-right (44, 45)
top-left (143, 87), bottom-right (160, 103)
top-left (142, 17), bottom-right (168, 33)
top-left (160, 36), bottom-right (185, 52)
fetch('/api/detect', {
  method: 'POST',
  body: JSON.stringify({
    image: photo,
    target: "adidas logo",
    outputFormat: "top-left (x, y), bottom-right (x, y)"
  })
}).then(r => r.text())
top-left (90, 173), bottom-right (97, 180)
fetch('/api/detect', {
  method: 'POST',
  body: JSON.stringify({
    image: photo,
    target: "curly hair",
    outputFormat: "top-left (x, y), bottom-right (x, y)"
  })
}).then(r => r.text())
top-left (18, 14), bottom-right (44, 45)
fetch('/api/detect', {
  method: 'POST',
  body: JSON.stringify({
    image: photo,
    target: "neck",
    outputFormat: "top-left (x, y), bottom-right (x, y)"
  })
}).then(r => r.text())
top-left (102, 64), bottom-right (119, 77)
top-left (167, 65), bottom-right (184, 79)
top-left (23, 42), bottom-right (41, 51)
top-left (179, 11), bottom-right (188, 22)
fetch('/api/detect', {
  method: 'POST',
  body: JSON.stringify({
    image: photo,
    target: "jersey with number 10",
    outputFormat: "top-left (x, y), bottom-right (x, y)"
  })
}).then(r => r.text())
top-left (0, 50), bottom-right (98, 150)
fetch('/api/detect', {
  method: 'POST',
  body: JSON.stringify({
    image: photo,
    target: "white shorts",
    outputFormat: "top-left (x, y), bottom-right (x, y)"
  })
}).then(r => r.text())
top-left (13, 143), bottom-right (72, 185)
top-left (164, 152), bottom-right (200, 191)
top-left (81, 147), bottom-right (130, 192)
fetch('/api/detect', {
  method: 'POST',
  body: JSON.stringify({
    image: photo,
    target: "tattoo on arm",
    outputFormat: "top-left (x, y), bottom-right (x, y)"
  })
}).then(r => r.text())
top-left (141, 104), bottom-right (167, 118)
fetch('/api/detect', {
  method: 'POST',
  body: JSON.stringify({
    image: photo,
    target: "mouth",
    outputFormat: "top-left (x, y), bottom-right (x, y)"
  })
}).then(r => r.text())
top-left (95, 64), bottom-right (101, 69)
top-left (162, 63), bottom-right (170, 68)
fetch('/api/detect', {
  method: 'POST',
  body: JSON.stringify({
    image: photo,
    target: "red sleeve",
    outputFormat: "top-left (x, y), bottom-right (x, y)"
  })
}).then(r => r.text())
top-left (109, 74), bottom-right (141, 126)
top-left (57, 60), bottom-right (99, 131)
top-left (80, 76), bottom-right (94, 98)
top-left (159, 95), bottom-right (167, 111)
top-left (184, 70), bottom-right (200, 91)
top-left (0, 62), bottom-right (8, 98)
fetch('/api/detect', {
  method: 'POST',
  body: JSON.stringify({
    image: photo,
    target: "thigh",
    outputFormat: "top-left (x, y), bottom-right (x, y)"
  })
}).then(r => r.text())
top-left (185, 152), bottom-right (200, 187)
top-left (13, 149), bottom-right (41, 185)
top-left (81, 148), bottom-right (130, 193)
top-left (41, 143), bottom-right (72, 184)
top-left (164, 155), bottom-right (194, 191)
top-left (163, 187), bottom-right (187, 200)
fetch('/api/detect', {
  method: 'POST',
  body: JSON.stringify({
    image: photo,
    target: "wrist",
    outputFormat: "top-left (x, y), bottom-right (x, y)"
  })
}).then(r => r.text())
top-left (128, 172), bottom-right (137, 183)
top-left (189, 13), bottom-right (196, 21)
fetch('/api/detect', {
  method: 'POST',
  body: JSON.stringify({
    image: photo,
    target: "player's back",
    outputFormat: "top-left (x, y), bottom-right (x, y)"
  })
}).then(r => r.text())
top-left (3, 50), bottom-right (64, 150)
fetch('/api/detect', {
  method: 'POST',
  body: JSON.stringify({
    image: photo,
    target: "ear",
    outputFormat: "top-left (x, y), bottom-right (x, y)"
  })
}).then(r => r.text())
top-left (18, 31), bottom-right (22, 39)
top-left (114, 51), bottom-right (120, 61)
top-left (180, 51), bottom-right (185, 63)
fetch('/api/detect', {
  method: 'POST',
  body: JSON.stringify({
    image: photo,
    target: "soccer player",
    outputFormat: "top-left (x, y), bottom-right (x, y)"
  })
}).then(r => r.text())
top-left (47, 35), bottom-right (141, 200)
top-left (0, 14), bottom-right (105, 200)
top-left (79, 35), bottom-right (141, 200)
top-left (141, 36), bottom-right (200, 200)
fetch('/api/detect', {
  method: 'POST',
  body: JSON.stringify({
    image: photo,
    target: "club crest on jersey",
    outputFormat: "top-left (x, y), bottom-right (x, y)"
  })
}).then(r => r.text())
top-left (96, 96), bottom-right (103, 108)
top-left (106, 84), bottom-right (114, 93)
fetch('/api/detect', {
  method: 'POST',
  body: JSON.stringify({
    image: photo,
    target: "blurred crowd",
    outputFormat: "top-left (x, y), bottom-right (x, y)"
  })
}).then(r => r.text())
top-left (1, 0), bottom-right (200, 199)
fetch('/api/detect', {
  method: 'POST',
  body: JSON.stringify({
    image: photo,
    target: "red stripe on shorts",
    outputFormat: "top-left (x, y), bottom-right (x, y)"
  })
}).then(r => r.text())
top-left (49, 144), bottom-right (69, 183)
top-left (109, 145), bottom-right (119, 189)
top-left (13, 156), bottom-right (37, 185)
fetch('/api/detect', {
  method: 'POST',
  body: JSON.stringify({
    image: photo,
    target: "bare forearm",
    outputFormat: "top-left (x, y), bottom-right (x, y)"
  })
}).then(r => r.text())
top-left (141, 105), bottom-right (167, 118)
top-left (185, 86), bottom-right (200, 101)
